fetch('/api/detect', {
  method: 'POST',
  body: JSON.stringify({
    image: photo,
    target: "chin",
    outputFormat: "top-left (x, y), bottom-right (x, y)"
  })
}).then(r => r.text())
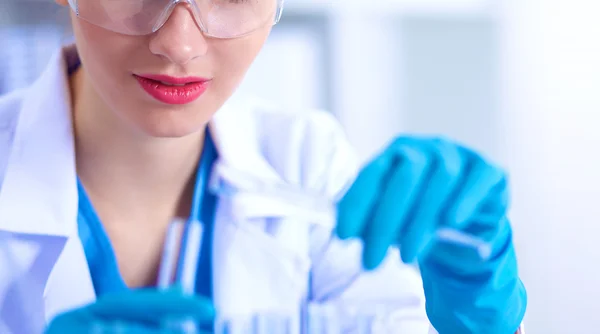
top-left (138, 119), bottom-right (207, 139)
top-left (128, 105), bottom-right (211, 139)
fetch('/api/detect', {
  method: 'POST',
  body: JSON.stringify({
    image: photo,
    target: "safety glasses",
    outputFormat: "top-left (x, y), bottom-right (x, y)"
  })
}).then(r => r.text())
top-left (67, 0), bottom-right (285, 39)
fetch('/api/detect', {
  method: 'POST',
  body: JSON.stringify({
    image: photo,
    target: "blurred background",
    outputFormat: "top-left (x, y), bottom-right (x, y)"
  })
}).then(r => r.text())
top-left (1, 0), bottom-right (599, 332)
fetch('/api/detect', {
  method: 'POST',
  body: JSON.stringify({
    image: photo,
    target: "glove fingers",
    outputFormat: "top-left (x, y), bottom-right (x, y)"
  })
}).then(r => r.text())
top-left (473, 178), bottom-right (509, 222)
top-left (461, 185), bottom-right (511, 243)
top-left (336, 153), bottom-right (394, 240)
top-left (429, 184), bottom-right (509, 261)
top-left (444, 151), bottom-right (505, 228)
top-left (398, 140), bottom-right (465, 263)
top-left (362, 144), bottom-right (430, 270)
top-left (89, 289), bottom-right (215, 325)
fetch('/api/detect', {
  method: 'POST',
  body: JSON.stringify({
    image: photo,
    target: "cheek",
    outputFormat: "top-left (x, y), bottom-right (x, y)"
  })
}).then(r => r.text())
top-left (212, 28), bottom-right (271, 95)
top-left (75, 21), bottom-right (124, 75)
top-left (72, 17), bottom-right (141, 102)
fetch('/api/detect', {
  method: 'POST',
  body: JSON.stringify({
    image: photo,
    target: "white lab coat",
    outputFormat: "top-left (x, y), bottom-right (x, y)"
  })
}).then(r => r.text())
top-left (0, 46), bottom-right (520, 334)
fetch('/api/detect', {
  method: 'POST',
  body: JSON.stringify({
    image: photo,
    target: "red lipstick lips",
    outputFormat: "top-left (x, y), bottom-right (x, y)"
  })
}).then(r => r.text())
top-left (134, 74), bottom-right (211, 105)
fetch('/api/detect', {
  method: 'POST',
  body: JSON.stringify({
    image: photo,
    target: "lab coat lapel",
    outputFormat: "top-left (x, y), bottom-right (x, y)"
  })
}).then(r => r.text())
top-left (0, 48), bottom-right (77, 237)
top-left (0, 46), bottom-right (95, 331)
top-left (208, 96), bottom-right (312, 319)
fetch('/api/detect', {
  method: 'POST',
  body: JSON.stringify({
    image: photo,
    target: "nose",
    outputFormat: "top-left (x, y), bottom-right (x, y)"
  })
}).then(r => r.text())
top-left (148, 4), bottom-right (208, 65)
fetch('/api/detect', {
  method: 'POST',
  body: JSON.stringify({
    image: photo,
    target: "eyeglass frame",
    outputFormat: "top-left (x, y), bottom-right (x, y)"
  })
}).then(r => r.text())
top-left (66, 0), bottom-right (286, 39)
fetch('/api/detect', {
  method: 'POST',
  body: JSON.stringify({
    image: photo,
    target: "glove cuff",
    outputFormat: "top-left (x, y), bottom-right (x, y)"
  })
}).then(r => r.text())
top-left (424, 277), bottom-right (527, 334)
top-left (420, 233), bottom-right (527, 333)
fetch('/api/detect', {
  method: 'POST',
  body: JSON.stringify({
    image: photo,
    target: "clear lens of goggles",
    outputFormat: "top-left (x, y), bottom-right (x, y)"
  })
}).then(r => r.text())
top-left (67, 0), bottom-right (285, 39)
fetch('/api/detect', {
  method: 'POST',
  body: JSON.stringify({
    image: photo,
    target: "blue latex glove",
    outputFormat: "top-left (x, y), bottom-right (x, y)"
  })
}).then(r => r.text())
top-left (336, 136), bottom-right (527, 334)
top-left (45, 288), bottom-right (215, 334)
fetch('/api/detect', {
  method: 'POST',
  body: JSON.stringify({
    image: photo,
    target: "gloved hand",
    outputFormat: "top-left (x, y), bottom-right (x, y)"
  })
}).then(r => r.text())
top-left (45, 288), bottom-right (215, 334)
top-left (335, 136), bottom-right (527, 334)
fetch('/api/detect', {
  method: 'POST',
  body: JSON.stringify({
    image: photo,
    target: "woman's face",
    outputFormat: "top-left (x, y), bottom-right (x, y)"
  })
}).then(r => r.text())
top-left (56, 0), bottom-right (273, 138)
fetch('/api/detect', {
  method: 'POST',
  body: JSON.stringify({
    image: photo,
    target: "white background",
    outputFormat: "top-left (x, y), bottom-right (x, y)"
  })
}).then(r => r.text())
top-left (2, 0), bottom-right (600, 332)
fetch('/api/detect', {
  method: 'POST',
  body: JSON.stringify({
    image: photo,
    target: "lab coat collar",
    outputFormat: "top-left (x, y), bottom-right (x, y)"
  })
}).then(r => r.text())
top-left (209, 94), bottom-right (284, 185)
top-left (208, 97), bottom-right (335, 224)
top-left (0, 46), bottom-right (78, 238)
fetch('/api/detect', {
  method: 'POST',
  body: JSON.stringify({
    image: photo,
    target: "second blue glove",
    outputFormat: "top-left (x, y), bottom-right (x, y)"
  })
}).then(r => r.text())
top-left (335, 136), bottom-right (527, 334)
top-left (45, 288), bottom-right (215, 334)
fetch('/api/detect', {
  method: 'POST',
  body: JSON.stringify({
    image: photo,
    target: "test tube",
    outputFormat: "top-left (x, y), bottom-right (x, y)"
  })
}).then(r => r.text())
top-left (219, 317), bottom-right (251, 334)
top-left (215, 308), bottom-right (391, 334)
top-left (307, 302), bottom-right (398, 334)
top-left (252, 313), bottom-right (293, 334)
top-left (157, 219), bottom-right (185, 289)
top-left (157, 218), bottom-right (204, 291)
top-left (217, 313), bottom-right (294, 334)
top-left (209, 162), bottom-right (492, 260)
top-left (157, 218), bottom-right (205, 332)
top-left (306, 303), bottom-right (341, 334)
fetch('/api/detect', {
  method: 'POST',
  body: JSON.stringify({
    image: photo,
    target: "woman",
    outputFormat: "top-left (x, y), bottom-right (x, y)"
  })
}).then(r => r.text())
top-left (0, 0), bottom-right (526, 333)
